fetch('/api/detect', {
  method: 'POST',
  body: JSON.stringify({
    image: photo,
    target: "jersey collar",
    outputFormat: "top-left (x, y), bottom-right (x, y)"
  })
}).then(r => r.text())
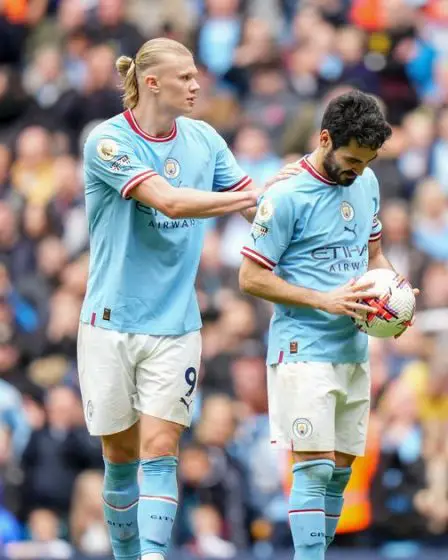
top-left (123, 109), bottom-right (177, 142)
top-left (300, 156), bottom-right (337, 186)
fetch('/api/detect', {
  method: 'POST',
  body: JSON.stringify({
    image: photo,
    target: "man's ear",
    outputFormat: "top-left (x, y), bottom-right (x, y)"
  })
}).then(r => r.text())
top-left (320, 129), bottom-right (333, 150)
top-left (144, 74), bottom-right (160, 94)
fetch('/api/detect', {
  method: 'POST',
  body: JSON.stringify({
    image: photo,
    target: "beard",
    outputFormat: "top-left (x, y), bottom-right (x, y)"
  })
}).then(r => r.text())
top-left (323, 150), bottom-right (358, 187)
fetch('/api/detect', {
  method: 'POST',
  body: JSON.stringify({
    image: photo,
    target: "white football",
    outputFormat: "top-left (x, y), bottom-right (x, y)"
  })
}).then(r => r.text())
top-left (352, 269), bottom-right (416, 338)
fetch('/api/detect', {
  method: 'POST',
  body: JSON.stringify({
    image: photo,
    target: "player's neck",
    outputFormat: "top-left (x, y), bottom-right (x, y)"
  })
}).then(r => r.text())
top-left (132, 103), bottom-right (176, 138)
top-left (307, 150), bottom-right (331, 182)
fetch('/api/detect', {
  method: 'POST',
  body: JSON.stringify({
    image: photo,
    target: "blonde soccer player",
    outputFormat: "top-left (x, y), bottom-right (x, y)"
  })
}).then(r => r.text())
top-left (78, 38), bottom-right (261, 560)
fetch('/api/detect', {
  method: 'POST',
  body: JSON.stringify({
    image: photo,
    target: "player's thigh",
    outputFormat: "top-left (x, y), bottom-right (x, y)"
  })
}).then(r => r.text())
top-left (268, 361), bottom-right (339, 453)
top-left (334, 362), bottom-right (371, 457)
top-left (77, 322), bottom-right (138, 436)
top-left (135, 330), bottom-right (202, 428)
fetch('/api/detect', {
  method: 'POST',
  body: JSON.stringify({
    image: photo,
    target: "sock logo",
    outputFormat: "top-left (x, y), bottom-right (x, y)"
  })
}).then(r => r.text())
top-left (292, 418), bottom-right (313, 439)
top-left (150, 515), bottom-right (174, 523)
top-left (311, 532), bottom-right (325, 538)
top-left (107, 521), bottom-right (137, 541)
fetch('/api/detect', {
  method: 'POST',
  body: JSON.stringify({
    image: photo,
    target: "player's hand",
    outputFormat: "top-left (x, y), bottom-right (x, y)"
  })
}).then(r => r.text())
top-left (319, 279), bottom-right (382, 320)
top-left (264, 161), bottom-right (303, 189)
top-left (393, 279), bottom-right (420, 338)
top-left (248, 188), bottom-right (264, 206)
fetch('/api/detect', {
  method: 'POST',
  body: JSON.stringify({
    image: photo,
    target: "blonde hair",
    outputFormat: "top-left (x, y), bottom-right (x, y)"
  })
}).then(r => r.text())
top-left (116, 38), bottom-right (192, 109)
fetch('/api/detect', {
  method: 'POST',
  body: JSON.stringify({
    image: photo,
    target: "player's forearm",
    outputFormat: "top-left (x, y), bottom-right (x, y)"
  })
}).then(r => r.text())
top-left (172, 187), bottom-right (256, 218)
top-left (239, 265), bottom-right (325, 310)
top-left (133, 177), bottom-right (256, 219)
top-left (368, 250), bottom-right (395, 272)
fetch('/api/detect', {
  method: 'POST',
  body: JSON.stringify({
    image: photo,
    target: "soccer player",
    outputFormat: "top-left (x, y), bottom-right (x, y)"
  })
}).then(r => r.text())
top-left (78, 38), bottom-right (262, 560)
top-left (239, 91), bottom-right (418, 559)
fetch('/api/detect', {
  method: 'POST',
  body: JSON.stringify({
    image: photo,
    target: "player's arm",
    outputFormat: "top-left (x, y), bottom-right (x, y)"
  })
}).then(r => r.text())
top-left (367, 173), bottom-right (395, 272)
top-left (240, 258), bottom-right (379, 320)
top-left (238, 191), bottom-right (380, 320)
top-left (368, 238), bottom-right (395, 271)
top-left (131, 175), bottom-right (258, 219)
top-left (86, 134), bottom-right (259, 218)
top-left (240, 257), bottom-right (325, 308)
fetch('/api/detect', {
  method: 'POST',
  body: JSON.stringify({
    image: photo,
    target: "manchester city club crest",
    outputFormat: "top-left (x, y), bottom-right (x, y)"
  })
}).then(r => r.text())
top-left (292, 418), bottom-right (313, 439)
top-left (164, 158), bottom-right (180, 179)
top-left (341, 201), bottom-right (355, 221)
top-left (97, 139), bottom-right (118, 161)
top-left (86, 400), bottom-right (94, 423)
top-left (257, 199), bottom-right (274, 222)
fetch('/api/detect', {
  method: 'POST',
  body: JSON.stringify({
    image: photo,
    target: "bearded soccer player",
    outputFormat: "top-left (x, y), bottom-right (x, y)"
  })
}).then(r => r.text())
top-left (78, 38), bottom-right (265, 560)
top-left (239, 91), bottom-right (419, 559)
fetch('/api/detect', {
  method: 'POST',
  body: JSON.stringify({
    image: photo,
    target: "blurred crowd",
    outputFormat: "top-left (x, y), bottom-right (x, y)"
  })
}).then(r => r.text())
top-left (1, 0), bottom-right (448, 558)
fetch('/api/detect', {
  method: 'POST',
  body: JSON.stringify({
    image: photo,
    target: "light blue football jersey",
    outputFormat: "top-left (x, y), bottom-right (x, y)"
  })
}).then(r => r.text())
top-left (241, 157), bottom-right (382, 364)
top-left (81, 109), bottom-right (250, 335)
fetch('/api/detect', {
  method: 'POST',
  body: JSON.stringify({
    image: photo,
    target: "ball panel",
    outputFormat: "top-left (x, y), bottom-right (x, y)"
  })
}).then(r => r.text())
top-left (352, 269), bottom-right (415, 338)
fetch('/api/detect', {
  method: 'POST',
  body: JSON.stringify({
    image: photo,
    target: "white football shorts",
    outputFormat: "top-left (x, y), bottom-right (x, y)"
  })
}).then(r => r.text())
top-left (77, 323), bottom-right (202, 436)
top-left (267, 361), bottom-right (370, 456)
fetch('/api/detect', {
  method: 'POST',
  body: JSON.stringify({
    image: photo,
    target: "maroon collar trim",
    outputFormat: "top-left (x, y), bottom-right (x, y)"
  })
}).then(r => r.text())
top-left (123, 109), bottom-right (177, 142)
top-left (300, 157), bottom-right (337, 186)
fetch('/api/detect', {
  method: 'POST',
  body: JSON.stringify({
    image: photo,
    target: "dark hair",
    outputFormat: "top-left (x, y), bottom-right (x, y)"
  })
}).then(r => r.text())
top-left (321, 90), bottom-right (392, 151)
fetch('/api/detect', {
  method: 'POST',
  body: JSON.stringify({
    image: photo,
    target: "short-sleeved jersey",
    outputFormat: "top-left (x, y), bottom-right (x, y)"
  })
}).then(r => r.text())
top-left (241, 157), bottom-right (382, 364)
top-left (81, 109), bottom-right (250, 335)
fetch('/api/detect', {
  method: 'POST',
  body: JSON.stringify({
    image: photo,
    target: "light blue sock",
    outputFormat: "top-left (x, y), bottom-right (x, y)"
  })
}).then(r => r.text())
top-left (289, 459), bottom-right (335, 560)
top-left (138, 456), bottom-right (178, 558)
top-left (325, 466), bottom-right (352, 550)
top-left (103, 458), bottom-right (140, 560)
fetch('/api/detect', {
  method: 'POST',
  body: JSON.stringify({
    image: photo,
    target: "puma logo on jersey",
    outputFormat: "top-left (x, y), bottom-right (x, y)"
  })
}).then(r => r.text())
top-left (344, 224), bottom-right (358, 238)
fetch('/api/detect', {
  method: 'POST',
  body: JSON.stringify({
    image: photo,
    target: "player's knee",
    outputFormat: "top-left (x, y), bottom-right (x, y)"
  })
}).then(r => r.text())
top-left (102, 437), bottom-right (139, 463)
top-left (293, 460), bottom-right (334, 486)
top-left (335, 451), bottom-right (356, 468)
top-left (140, 427), bottom-right (182, 459)
top-left (293, 451), bottom-right (335, 464)
top-left (101, 423), bottom-right (140, 463)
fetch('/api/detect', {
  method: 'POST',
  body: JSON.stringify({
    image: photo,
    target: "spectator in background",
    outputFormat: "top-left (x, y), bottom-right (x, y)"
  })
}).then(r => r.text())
top-left (412, 177), bottom-right (448, 262)
top-left (57, 43), bottom-right (123, 148)
top-left (10, 126), bottom-right (56, 206)
top-left (219, 125), bottom-right (281, 268)
top-left (5, 508), bottom-right (73, 558)
top-left (86, 0), bottom-right (144, 57)
top-left (370, 126), bottom-right (407, 201)
top-left (242, 64), bottom-right (298, 150)
top-left (380, 199), bottom-right (427, 290)
top-left (0, 203), bottom-right (35, 283)
top-left (69, 470), bottom-right (110, 556)
top-left (196, 0), bottom-right (243, 79)
top-left (0, 379), bottom-right (30, 459)
top-left (431, 105), bottom-right (448, 193)
top-left (20, 386), bottom-right (101, 519)
top-left (23, 46), bottom-right (70, 121)
top-left (370, 378), bottom-right (427, 545)
top-left (230, 351), bottom-right (290, 548)
top-left (398, 110), bottom-right (434, 195)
